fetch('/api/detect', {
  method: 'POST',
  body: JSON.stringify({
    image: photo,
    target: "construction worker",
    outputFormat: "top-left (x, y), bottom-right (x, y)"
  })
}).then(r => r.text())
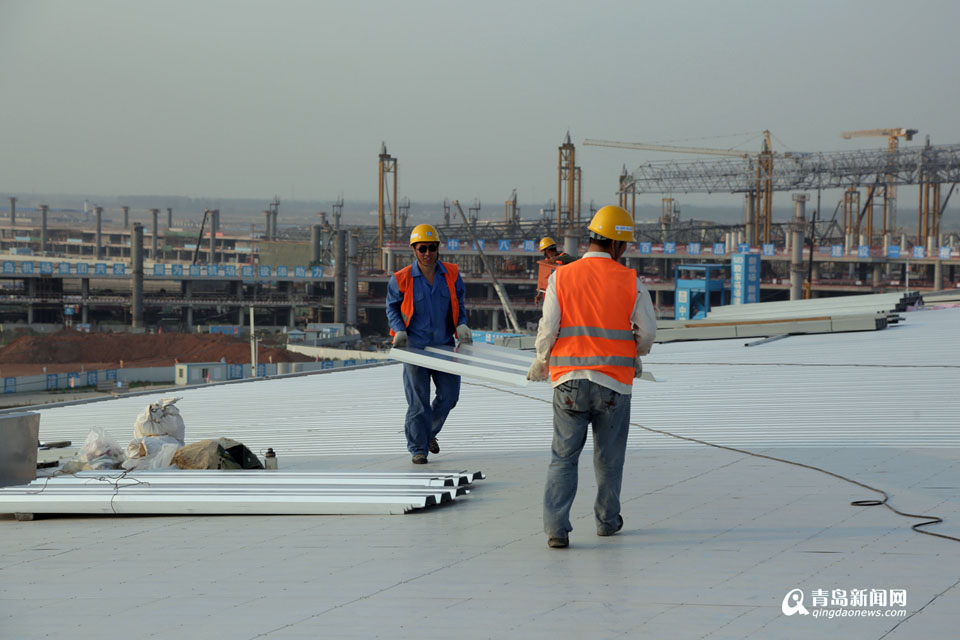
top-left (386, 224), bottom-right (472, 464)
top-left (527, 205), bottom-right (656, 549)
top-left (535, 237), bottom-right (576, 304)
top-left (539, 237), bottom-right (576, 265)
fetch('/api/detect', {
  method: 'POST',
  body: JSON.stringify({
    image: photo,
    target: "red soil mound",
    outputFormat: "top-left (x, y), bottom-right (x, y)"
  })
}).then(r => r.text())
top-left (0, 330), bottom-right (314, 376)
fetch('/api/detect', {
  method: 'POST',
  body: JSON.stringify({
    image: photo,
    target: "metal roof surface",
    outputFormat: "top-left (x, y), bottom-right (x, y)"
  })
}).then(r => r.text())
top-left (4, 306), bottom-right (960, 640)
top-left (32, 306), bottom-right (960, 452)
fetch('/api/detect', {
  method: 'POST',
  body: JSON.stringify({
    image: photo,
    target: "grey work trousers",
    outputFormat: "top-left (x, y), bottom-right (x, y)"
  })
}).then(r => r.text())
top-left (543, 378), bottom-right (631, 539)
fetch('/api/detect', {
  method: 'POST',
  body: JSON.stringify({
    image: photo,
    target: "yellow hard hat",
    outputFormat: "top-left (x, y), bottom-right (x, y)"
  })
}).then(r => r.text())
top-left (588, 205), bottom-right (634, 242)
top-left (409, 223), bottom-right (440, 245)
top-left (538, 237), bottom-right (557, 252)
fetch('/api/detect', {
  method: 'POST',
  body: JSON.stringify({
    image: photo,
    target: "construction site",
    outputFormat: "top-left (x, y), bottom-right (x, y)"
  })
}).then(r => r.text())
top-left (1, 129), bottom-right (959, 340)
top-left (3, 129), bottom-right (960, 640)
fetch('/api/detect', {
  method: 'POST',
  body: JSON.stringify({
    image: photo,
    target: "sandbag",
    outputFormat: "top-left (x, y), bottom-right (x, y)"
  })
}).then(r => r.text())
top-left (126, 397), bottom-right (187, 469)
top-left (171, 438), bottom-right (264, 470)
top-left (122, 436), bottom-right (181, 470)
top-left (133, 397), bottom-right (186, 442)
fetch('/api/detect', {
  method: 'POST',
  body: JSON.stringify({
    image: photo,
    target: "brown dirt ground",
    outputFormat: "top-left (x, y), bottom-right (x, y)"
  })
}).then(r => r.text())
top-left (0, 330), bottom-right (314, 376)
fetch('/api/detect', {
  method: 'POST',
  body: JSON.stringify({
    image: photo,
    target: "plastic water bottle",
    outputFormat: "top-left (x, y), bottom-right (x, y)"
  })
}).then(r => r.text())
top-left (264, 448), bottom-right (278, 470)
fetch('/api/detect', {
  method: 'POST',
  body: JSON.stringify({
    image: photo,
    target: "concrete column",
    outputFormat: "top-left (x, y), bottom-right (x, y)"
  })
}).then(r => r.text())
top-left (562, 232), bottom-right (577, 257)
top-left (122, 206), bottom-right (129, 229)
top-left (94, 206), bottom-right (103, 259)
top-left (81, 278), bottom-right (89, 324)
top-left (491, 309), bottom-right (500, 331)
top-left (39, 204), bottom-right (49, 254)
top-left (288, 307), bottom-right (296, 328)
top-left (347, 232), bottom-right (358, 326)
top-left (387, 248), bottom-right (396, 273)
top-left (8, 197), bottom-right (15, 226)
top-left (790, 194), bottom-right (807, 301)
top-left (150, 209), bottom-right (159, 259)
top-left (333, 230), bottom-right (345, 323)
top-left (166, 208), bottom-right (173, 229)
top-left (238, 306), bottom-right (245, 326)
top-left (311, 225), bottom-right (322, 264)
top-left (271, 211), bottom-right (279, 240)
top-left (131, 223), bottom-right (144, 329)
top-left (263, 211), bottom-right (272, 240)
top-left (933, 259), bottom-right (942, 291)
top-left (184, 280), bottom-right (193, 327)
top-left (27, 276), bottom-right (35, 323)
top-left (882, 233), bottom-right (891, 276)
top-left (872, 264), bottom-right (881, 288)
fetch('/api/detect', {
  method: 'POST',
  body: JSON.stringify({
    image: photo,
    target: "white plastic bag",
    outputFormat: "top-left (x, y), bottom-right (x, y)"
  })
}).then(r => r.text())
top-left (133, 397), bottom-right (186, 442)
top-left (62, 427), bottom-right (125, 473)
top-left (123, 440), bottom-right (180, 470)
top-left (125, 397), bottom-right (186, 469)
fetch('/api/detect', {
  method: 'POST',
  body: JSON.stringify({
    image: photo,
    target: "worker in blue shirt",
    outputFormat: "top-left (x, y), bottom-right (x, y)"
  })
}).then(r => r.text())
top-left (386, 224), bottom-right (472, 464)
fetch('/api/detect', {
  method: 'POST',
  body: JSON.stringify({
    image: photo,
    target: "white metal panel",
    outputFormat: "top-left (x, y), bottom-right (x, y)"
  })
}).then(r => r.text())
top-left (0, 469), bottom-right (486, 515)
top-left (425, 345), bottom-right (531, 373)
top-left (389, 346), bottom-right (529, 387)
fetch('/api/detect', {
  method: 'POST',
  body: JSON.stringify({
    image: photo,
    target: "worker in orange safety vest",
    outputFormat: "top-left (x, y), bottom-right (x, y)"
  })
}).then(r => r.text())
top-left (535, 237), bottom-right (577, 304)
top-left (539, 236), bottom-right (576, 265)
top-left (527, 205), bottom-right (657, 549)
top-left (386, 224), bottom-right (472, 464)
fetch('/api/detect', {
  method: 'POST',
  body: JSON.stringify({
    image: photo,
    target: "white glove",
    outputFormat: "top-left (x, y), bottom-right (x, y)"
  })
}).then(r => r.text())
top-left (527, 358), bottom-right (549, 382)
top-left (392, 331), bottom-right (408, 348)
top-left (634, 358), bottom-right (643, 379)
top-left (456, 325), bottom-right (473, 345)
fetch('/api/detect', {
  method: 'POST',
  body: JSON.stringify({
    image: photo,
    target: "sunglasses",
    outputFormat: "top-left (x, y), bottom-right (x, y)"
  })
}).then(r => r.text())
top-left (417, 244), bottom-right (439, 254)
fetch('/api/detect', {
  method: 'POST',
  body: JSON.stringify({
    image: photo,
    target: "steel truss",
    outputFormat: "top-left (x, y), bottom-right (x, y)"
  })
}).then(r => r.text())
top-left (630, 143), bottom-right (960, 193)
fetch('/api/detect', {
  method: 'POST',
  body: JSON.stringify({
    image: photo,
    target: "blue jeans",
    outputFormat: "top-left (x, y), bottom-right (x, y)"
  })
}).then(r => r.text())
top-left (543, 379), bottom-right (631, 538)
top-left (402, 363), bottom-right (461, 456)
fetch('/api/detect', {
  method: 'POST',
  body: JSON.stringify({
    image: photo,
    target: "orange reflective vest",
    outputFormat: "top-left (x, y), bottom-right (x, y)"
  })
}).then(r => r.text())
top-left (549, 257), bottom-right (637, 386)
top-left (536, 254), bottom-right (576, 300)
top-left (390, 262), bottom-right (460, 337)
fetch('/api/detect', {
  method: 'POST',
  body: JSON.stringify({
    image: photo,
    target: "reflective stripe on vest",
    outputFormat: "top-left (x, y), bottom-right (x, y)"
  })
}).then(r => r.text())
top-left (549, 257), bottom-right (637, 386)
top-left (390, 262), bottom-right (460, 337)
top-left (557, 326), bottom-right (634, 340)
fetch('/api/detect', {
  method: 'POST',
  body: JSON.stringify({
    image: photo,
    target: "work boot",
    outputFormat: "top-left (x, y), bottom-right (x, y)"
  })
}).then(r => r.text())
top-left (597, 515), bottom-right (624, 537)
top-left (429, 438), bottom-right (440, 454)
top-left (412, 454), bottom-right (428, 464)
top-left (547, 537), bottom-right (569, 549)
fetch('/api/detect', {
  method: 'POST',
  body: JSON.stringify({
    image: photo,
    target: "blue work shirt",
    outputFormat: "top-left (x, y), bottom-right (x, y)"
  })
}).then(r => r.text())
top-left (386, 261), bottom-right (467, 349)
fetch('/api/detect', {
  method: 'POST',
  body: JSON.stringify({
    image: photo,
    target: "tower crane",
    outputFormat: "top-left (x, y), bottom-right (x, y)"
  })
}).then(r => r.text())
top-left (841, 128), bottom-right (917, 151)
top-left (583, 139), bottom-right (753, 158)
top-left (584, 131), bottom-right (775, 243)
top-left (504, 188), bottom-right (519, 224)
top-left (840, 127), bottom-right (918, 239)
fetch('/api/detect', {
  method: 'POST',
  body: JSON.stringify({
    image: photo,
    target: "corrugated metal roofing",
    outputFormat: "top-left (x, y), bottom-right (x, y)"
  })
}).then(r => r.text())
top-left (704, 291), bottom-right (915, 320)
top-left (29, 307), bottom-right (960, 454)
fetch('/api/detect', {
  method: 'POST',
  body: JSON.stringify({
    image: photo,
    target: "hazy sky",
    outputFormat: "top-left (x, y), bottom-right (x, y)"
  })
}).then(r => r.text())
top-left (2, 0), bottom-right (958, 214)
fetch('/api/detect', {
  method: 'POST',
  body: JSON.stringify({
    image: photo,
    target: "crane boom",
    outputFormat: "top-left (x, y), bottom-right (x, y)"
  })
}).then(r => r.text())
top-left (583, 138), bottom-right (752, 159)
top-left (841, 128), bottom-right (917, 141)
